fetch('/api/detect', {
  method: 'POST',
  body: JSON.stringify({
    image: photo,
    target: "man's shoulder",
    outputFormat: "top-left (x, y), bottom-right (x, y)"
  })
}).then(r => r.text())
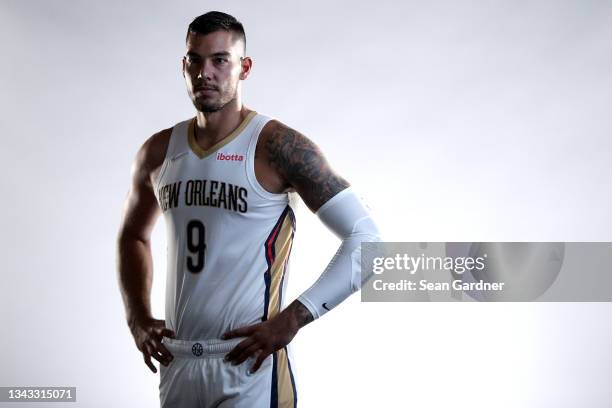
top-left (259, 118), bottom-right (314, 154)
top-left (259, 118), bottom-right (284, 142)
top-left (136, 126), bottom-right (174, 174)
top-left (259, 117), bottom-right (304, 134)
top-left (147, 126), bottom-right (173, 151)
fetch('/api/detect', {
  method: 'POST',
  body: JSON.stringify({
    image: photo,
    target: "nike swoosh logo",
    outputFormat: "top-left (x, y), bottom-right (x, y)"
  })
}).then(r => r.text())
top-left (171, 151), bottom-right (188, 162)
top-left (322, 303), bottom-right (330, 311)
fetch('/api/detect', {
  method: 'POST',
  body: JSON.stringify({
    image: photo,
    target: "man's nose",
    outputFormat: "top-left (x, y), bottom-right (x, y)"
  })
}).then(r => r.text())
top-left (197, 60), bottom-right (212, 80)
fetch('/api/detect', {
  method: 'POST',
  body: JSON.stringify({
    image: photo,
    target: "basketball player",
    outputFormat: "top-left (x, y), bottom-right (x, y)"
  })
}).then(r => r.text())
top-left (117, 11), bottom-right (381, 408)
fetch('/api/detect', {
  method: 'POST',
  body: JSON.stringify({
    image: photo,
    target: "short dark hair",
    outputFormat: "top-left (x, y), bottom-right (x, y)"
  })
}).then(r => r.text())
top-left (186, 11), bottom-right (246, 52)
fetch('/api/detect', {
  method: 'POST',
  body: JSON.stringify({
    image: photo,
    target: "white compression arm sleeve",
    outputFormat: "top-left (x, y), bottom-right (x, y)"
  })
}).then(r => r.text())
top-left (296, 187), bottom-right (382, 320)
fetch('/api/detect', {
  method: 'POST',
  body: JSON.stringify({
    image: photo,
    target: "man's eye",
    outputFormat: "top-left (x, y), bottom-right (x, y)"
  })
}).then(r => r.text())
top-left (215, 58), bottom-right (228, 64)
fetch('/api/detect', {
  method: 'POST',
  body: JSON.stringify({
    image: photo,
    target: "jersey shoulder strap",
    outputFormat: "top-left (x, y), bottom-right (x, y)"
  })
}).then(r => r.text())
top-left (153, 118), bottom-right (191, 192)
top-left (165, 118), bottom-right (192, 161)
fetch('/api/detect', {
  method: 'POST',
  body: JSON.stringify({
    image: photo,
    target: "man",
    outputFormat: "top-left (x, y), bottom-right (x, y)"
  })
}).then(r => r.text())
top-left (117, 11), bottom-right (380, 408)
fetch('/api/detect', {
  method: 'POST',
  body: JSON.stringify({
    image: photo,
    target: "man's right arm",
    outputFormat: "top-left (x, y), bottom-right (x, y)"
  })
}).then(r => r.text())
top-left (116, 129), bottom-right (175, 373)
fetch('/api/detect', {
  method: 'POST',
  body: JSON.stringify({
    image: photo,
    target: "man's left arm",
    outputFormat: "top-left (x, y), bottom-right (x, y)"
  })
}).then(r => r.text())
top-left (222, 120), bottom-right (381, 372)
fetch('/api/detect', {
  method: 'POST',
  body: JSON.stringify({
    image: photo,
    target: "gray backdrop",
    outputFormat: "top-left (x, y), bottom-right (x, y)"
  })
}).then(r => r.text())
top-left (1, 0), bottom-right (611, 407)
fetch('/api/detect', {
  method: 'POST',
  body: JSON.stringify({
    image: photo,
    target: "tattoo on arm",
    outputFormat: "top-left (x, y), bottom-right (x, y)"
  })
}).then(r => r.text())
top-left (286, 300), bottom-right (314, 329)
top-left (265, 122), bottom-right (349, 212)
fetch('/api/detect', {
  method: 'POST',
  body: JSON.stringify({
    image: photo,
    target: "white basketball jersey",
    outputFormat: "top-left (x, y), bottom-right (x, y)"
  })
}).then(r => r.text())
top-left (153, 111), bottom-right (297, 340)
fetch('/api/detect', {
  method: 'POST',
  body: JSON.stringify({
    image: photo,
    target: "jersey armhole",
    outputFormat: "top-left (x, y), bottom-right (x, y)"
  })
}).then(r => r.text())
top-left (245, 115), bottom-right (290, 201)
top-left (153, 160), bottom-right (169, 197)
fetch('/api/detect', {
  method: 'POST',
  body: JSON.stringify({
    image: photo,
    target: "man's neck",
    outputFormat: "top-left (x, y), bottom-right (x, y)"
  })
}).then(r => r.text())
top-left (194, 101), bottom-right (250, 147)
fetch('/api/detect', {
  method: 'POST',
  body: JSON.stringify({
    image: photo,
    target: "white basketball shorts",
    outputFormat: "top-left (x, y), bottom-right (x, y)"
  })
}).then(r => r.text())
top-left (159, 337), bottom-right (298, 407)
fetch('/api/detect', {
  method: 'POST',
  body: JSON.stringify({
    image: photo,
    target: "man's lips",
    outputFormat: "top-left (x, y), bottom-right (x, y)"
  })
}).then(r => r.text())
top-left (194, 86), bottom-right (218, 92)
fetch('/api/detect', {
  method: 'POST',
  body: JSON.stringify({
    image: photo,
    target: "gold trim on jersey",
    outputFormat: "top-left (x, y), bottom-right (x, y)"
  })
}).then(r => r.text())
top-left (268, 216), bottom-right (298, 406)
top-left (187, 110), bottom-right (257, 159)
top-left (276, 347), bottom-right (296, 407)
top-left (267, 215), bottom-right (294, 320)
top-left (263, 207), bottom-right (297, 406)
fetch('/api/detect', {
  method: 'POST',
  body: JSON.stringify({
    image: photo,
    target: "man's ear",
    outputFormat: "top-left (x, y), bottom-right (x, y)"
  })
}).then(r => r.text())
top-left (181, 56), bottom-right (186, 79)
top-left (239, 56), bottom-right (252, 80)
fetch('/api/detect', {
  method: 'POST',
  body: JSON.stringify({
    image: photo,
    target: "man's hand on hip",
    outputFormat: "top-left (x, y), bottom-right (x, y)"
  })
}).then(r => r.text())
top-left (221, 300), bottom-right (313, 373)
top-left (129, 316), bottom-right (176, 373)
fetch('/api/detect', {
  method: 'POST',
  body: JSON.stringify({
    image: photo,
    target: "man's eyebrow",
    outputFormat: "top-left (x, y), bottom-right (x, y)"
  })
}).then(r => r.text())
top-left (185, 51), bottom-right (232, 58)
top-left (210, 51), bottom-right (231, 57)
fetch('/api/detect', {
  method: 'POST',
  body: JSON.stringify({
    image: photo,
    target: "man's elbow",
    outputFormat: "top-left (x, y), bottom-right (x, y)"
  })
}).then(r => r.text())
top-left (351, 215), bottom-right (382, 242)
top-left (117, 228), bottom-right (151, 247)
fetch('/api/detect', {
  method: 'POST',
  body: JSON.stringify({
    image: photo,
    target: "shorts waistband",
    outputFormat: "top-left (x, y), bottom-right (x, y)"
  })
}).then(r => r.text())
top-left (161, 337), bottom-right (246, 358)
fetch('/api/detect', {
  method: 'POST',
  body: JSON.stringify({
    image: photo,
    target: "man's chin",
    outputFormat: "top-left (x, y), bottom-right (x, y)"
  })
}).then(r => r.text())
top-left (193, 99), bottom-right (222, 113)
top-left (191, 93), bottom-right (236, 113)
top-left (201, 105), bottom-right (223, 113)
